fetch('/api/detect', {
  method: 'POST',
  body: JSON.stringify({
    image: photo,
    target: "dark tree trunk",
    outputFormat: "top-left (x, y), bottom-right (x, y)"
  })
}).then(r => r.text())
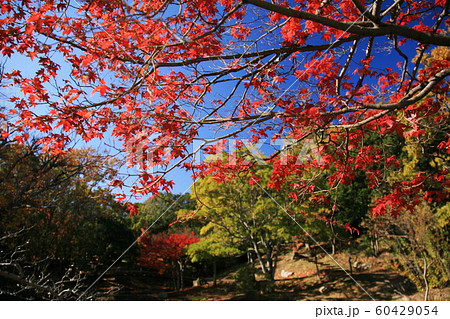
top-left (371, 233), bottom-right (380, 256)
top-left (314, 254), bottom-right (321, 282)
top-left (213, 259), bottom-right (217, 286)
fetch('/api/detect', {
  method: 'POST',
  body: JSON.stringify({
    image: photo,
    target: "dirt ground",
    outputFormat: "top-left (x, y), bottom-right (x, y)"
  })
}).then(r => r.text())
top-left (99, 251), bottom-right (450, 301)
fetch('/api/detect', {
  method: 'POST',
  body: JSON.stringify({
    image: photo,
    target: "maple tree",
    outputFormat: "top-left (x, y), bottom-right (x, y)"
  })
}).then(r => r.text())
top-left (0, 0), bottom-right (448, 215)
top-left (137, 231), bottom-right (199, 290)
top-left (365, 61), bottom-right (450, 296)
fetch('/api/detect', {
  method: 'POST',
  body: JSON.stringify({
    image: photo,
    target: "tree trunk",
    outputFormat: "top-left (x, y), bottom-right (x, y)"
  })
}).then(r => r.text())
top-left (265, 244), bottom-right (279, 281)
top-left (266, 249), bottom-right (274, 281)
top-left (171, 271), bottom-right (178, 291)
top-left (348, 255), bottom-right (353, 275)
top-left (213, 259), bottom-right (217, 287)
top-left (422, 255), bottom-right (432, 301)
top-left (171, 260), bottom-right (184, 291)
top-left (314, 253), bottom-right (321, 282)
top-left (371, 233), bottom-right (379, 256)
top-left (251, 239), bottom-right (268, 274)
top-left (178, 260), bottom-right (184, 290)
top-left (271, 247), bottom-right (278, 280)
top-left (247, 250), bottom-right (255, 266)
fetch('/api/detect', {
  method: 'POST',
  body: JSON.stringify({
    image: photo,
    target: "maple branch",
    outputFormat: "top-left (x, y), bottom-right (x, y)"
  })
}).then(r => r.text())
top-left (161, 2), bottom-right (245, 48)
top-left (350, 0), bottom-right (380, 24)
top-left (149, 35), bottom-right (362, 67)
top-left (161, 111), bottom-right (280, 125)
top-left (328, 67), bottom-right (450, 118)
top-left (355, 36), bottom-right (374, 92)
top-left (379, 0), bottom-right (404, 19)
top-left (393, 35), bottom-right (410, 89)
top-left (155, 66), bottom-right (449, 128)
top-left (362, 67), bottom-right (450, 109)
top-left (336, 39), bottom-right (359, 96)
top-left (330, 109), bottom-right (392, 129)
top-left (243, 0), bottom-right (450, 46)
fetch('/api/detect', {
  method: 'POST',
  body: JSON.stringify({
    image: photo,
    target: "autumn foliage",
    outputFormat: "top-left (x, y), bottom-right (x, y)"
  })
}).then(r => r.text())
top-left (137, 231), bottom-right (199, 289)
top-left (138, 232), bottom-right (198, 271)
top-left (0, 140), bottom-right (133, 299)
top-left (0, 0), bottom-right (449, 217)
top-left (1, 0), bottom-right (448, 297)
top-left (137, 230), bottom-right (199, 290)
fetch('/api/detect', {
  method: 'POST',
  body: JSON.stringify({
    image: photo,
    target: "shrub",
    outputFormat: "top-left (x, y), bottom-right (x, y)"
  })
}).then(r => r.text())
top-left (233, 266), bottom-right (258, 293)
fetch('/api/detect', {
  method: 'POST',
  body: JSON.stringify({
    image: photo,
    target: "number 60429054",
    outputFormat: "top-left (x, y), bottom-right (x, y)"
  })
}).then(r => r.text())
top-left (375, 305), bottom-right (438, 316)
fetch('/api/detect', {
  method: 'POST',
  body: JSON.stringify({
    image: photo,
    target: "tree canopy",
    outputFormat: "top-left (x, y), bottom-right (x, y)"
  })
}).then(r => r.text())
top-left (0, 0), bottom-right (449, 213)
top-left (128, 192), bottom-right (196, 234)
top-left (138, 230), bottom-right (199, 290)
top-left (187, 164), bottom-right (297, 279)
top-left (0, 140), bottom-right (133, 299)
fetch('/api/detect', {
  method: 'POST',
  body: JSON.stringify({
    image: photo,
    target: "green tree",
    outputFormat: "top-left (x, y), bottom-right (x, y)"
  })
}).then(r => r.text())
top-left (128, 193), bottom-right (197, 235)
top-left (186, 235), bottom-right (240, 286)
top-left (190, 163), bottom-right (296, 280)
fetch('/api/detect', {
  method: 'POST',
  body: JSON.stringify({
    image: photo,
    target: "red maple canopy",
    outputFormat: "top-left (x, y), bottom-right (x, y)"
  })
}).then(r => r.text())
top-left (1, 0), bottom-right (449, 215)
